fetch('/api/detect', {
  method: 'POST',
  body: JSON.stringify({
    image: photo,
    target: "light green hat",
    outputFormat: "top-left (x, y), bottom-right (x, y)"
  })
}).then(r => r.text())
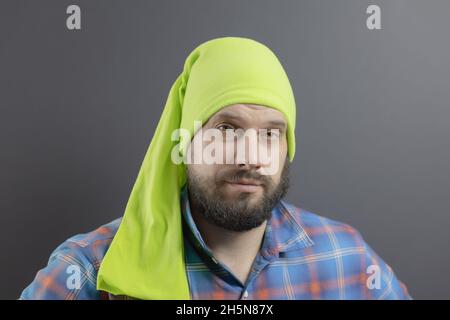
top-left (97, 37), bottom-right (297, 299)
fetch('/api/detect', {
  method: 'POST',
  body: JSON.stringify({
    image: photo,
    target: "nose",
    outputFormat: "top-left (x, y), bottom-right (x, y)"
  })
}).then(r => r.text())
top-left (237, 162), bottom-right (261, 171)
top-left (235, 134), bottom-right (264, 170)
top-left (236, 149), bottom-right (263, 170)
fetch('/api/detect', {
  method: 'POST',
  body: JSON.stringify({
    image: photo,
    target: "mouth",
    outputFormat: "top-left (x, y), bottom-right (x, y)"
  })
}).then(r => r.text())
top-left (224, 179), bottom-right (264, 193)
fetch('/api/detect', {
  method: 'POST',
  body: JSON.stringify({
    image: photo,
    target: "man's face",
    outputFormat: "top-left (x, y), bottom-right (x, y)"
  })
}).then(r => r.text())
top-left (186, 104), bottom-right (290, 231)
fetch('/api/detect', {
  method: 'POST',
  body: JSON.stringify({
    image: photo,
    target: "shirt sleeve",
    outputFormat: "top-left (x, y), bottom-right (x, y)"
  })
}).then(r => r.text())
top-left (361, 239), bottom-right (412, 300)
top-left (19, 241), bottom-right (101, 300)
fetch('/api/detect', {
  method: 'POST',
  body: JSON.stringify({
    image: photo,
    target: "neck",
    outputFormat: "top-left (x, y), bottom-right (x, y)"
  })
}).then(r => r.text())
top-left (189, 197), bottom-right (267, 284)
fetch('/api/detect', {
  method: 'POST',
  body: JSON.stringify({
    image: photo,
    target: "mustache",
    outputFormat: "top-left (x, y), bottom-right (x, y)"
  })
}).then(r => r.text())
top-left (219, 169), bottom-right (272, 186)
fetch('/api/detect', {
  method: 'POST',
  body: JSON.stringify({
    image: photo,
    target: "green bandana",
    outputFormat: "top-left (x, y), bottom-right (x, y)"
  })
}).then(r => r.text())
top-left (96, 36), bottom-right (297, 299)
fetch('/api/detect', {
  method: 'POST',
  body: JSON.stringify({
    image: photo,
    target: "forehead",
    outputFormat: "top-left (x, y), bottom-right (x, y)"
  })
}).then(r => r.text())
top-left (208, 103), bottom-right (287, 126)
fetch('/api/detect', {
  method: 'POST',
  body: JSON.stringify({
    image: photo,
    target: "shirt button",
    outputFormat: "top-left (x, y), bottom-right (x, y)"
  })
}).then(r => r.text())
top-left (242, 290), bottom-right (249, 299)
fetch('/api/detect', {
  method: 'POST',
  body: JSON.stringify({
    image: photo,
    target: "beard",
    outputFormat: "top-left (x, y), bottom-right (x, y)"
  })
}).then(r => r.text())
top-left (186, 159), bottom-right (290, 232)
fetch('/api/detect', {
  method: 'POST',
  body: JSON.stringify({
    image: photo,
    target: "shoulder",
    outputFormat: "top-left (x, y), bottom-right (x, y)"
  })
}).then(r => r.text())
top-left (20, 218), bottom-right (122, 300)
top-left (59, 218), bottom-right (122, 252)
top-left (281, 200), bottom-right (366, 252)
top-left (280, 201), bottom-right (412, 299)
top-left (49, 217), bottom-right (122, 272)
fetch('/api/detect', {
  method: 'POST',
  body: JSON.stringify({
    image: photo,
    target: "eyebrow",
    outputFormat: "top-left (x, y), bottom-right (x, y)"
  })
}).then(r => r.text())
top-left (212, 111), bottom-right (242, 122)
top-left (266, 120), bottom-right (287, 130)
top-left (213, 111), bottom-right (287, 130)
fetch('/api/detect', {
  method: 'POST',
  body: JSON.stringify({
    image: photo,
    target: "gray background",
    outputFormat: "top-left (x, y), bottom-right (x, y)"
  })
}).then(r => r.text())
top-left (1, 0), bottom-right (449, 299)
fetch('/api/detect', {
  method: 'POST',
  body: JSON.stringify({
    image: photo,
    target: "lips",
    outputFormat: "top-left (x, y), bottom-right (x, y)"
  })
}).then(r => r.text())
top-left (232, 178), bottom-right (262, 185)
top-left (224, 179), bottom-right (263, 193)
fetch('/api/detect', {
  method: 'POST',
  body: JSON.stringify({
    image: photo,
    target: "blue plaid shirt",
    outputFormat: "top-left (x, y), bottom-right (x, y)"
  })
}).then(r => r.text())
top-left (20, 187), bottom-right (411, 299)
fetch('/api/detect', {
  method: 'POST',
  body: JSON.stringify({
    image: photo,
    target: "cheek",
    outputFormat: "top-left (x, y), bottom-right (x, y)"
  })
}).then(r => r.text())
top-left (189, 163), bottom-right (220, 184)
top-left (273, 141), bottom-right (288, 181)
top-left (269, 165), bottom-right (283, 187)
top-left (262, 136), bottom-right (288, 177)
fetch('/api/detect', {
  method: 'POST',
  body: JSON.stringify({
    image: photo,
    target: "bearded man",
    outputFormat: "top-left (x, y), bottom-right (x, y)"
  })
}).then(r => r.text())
top-left (20, 37), bottom-right (411, 300)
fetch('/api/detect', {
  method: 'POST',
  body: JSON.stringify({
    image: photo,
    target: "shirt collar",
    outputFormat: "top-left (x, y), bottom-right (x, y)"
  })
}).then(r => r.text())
top-left (180, 186), bottom-right (314, 260)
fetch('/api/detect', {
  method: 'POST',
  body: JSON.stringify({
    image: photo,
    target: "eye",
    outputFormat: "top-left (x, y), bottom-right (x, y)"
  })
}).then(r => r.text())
top-left (261, 129), bottom-right (280, 139)
top-left (216, 123), bottom-right (235, 131)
